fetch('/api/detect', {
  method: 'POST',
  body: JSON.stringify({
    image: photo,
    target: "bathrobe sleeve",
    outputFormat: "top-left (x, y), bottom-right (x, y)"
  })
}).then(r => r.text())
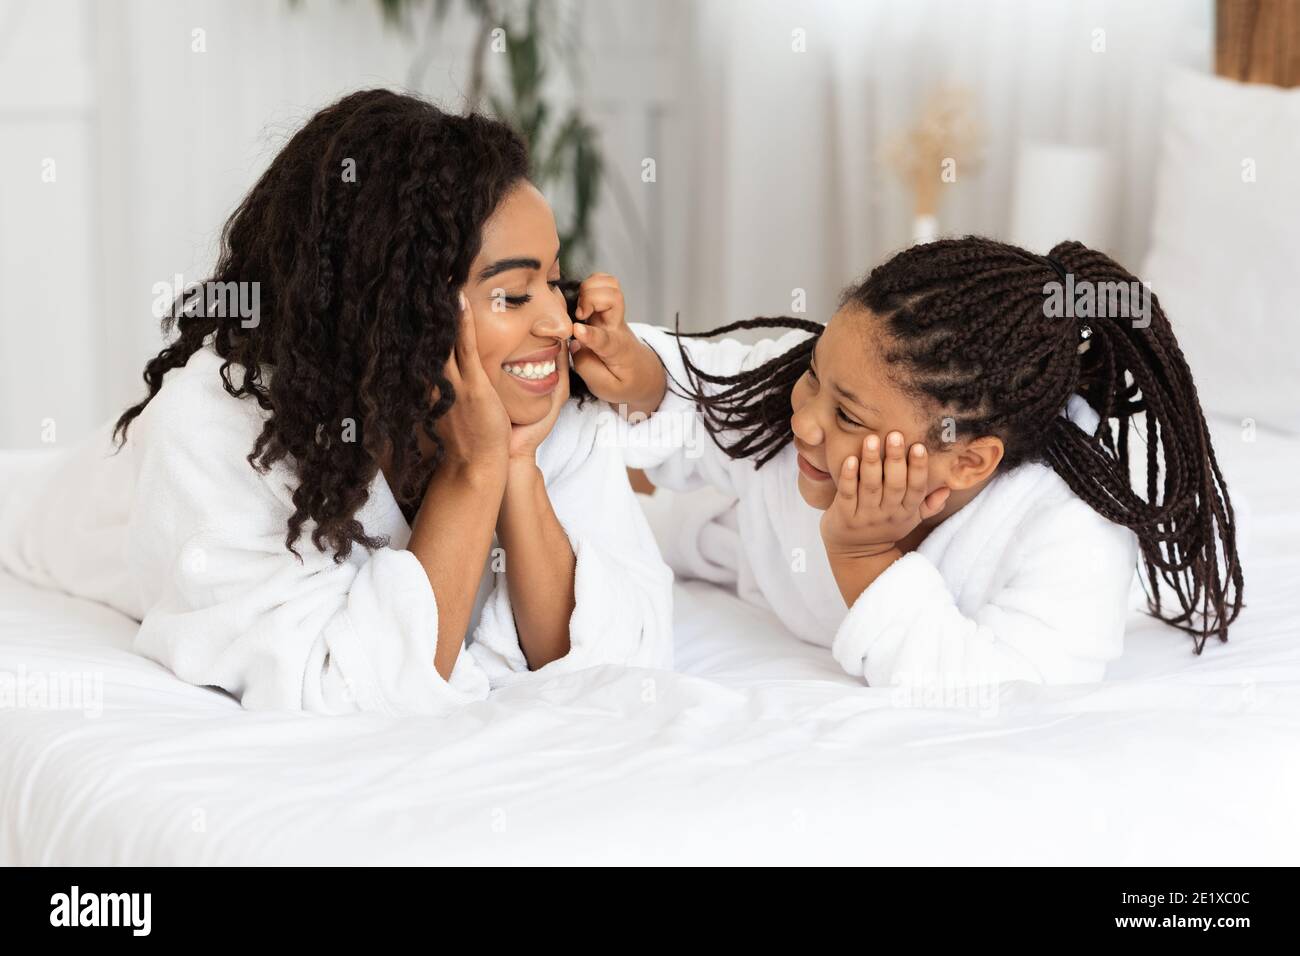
top-left (617, 322), bottom-right (815, 495)
top-left (465, 402), bottom-right (675, 683)
top-left (831, 495), bottom-right (1139, 688)
top-left (125, 394), bottom-right (491, 717)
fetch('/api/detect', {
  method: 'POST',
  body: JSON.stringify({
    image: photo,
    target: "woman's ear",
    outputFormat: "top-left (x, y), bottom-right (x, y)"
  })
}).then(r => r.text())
top-left (946, 436), bottom-right (1004, 490)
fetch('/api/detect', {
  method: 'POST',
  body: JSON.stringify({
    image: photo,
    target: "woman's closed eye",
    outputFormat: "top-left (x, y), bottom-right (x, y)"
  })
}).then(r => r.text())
top-left (504, 278), bottom-right (563, 307)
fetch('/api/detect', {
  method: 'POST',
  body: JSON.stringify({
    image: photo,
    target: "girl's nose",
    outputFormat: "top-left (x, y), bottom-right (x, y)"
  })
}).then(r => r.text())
top-left (790, 405), bottom-right (824, 446)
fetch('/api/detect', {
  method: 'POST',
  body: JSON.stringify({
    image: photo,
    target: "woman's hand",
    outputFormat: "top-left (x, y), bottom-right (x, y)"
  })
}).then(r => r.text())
top-left (507, 339), bottom-right (570, 463)
top-left (433, 293), bottom-right (511, 477)
top-left (496, 340), bottom-right (577, 671)
top-left (407, 295), bottom-right (513, 680)
top-left (569, 272), bottom-right (667, 418)
top-left (820, 431), bottom-right (951, 559)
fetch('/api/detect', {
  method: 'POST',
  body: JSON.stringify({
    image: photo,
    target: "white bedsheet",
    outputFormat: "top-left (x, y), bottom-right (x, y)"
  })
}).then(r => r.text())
top-left (2, 418), bottom-right (1298, 865)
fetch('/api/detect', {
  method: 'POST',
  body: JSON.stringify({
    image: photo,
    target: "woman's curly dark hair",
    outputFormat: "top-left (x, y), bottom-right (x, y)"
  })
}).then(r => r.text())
top-left (115, 90), bottom-right (581, 561)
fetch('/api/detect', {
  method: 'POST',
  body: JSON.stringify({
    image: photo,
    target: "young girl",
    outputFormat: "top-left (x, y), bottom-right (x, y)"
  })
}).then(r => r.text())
top-left (0, 90), bottom-right (671, 714)
top-left (572, 236), bottom-right (1243, 688)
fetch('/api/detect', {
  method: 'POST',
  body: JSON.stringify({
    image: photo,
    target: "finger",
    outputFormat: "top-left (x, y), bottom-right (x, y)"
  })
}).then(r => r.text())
top-left (575, 273), bottom-right (620, 302)
top-left (442, 344), bottom-right (461, 388)
top-left (575, 287), bottom-right (622, 323)
top-left (457, 290), bottom-right (478, 364)
top-left (835, 454), bottom-right (859, 511)
top-left (901, 443), bottom-right (929, 513)
top-left (880, 431), bottom-right (907, 508)
top-left (571, 320), bottom-right (614, 356)
top-left (452, 292), bottom-right (479, 375)
top-left (859, 433), bottom-right (883, 507)
top-left (570, 345), bottom-right (602, 382)
top-left (919, 486), bottom-right (952, 520)
top-left (441, 295), bottom-right (466, 389)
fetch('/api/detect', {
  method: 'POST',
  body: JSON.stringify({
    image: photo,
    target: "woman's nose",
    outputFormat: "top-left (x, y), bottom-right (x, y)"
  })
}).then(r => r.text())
top-left (533, 306), bottom-right (573, 342)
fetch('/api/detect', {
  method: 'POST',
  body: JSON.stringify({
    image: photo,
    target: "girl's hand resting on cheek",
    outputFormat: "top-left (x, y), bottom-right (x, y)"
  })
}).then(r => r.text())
top-left (820, 431), bottom-right (951, 559)
top-left (569, 272), bottom-right (667, 419)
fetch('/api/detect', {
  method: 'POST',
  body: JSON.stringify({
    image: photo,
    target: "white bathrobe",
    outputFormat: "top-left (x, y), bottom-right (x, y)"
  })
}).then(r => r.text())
top-left (0, 345), bottom-right (673, 715)
top-left (621, 323), bottom-right (1139, 688)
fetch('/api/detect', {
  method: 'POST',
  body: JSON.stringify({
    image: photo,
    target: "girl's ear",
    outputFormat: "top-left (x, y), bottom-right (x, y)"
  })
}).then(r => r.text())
top-left (946, 436), bottom-right (1005, 490)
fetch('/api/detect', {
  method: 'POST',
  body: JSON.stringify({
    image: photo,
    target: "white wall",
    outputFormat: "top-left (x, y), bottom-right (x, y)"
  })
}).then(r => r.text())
top-left (666, 0), bottom-right (1214, 339)
top-left (0, 0), bottom-right (686, 448)
top-left (0, 0), bottom-right (99, 448)
top-left (0, 0), bottom-right (1212, 449)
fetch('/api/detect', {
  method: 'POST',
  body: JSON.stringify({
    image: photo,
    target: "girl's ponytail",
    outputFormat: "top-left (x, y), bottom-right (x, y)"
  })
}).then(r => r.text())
top-left (1041, 241), bottom-right (1243, 650)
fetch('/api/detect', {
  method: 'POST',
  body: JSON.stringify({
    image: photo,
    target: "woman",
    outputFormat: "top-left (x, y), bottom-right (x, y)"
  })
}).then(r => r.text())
top-left (0, 90), bottom-right (672, 714)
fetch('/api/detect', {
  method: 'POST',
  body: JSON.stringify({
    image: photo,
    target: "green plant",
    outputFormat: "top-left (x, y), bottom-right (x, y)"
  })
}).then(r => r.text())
top-left (374, 0), bottom-right (604, 273)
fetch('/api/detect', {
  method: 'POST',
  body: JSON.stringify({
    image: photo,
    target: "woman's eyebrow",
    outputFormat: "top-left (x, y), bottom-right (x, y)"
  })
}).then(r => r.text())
top-left (478, 257), bottom-right (542, 281)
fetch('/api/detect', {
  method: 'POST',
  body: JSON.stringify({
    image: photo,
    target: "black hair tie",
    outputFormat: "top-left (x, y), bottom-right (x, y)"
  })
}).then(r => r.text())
top-left (1042, 254), bottom-right (1093, 349)
top-left (1043, 254), bottom-right (1070, 285)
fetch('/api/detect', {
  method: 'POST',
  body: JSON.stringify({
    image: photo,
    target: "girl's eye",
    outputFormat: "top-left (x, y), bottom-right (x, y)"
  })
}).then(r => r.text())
top-left (547, 278), bottom-right (563, 290)
top-left (837, 408), bottom-right (865, 428)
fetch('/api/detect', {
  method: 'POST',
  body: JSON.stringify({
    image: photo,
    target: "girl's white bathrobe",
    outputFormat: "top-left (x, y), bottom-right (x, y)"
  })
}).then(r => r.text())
top-left (0, 346), bottom-right (673, 715)
top-left (621, 323), bottom-right (1139, 688)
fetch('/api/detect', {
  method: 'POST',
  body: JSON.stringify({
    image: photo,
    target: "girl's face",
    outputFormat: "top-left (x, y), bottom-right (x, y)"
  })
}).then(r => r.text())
top-left (789, 308), bottom-right (957, 511)
top-left (461, 182), bottom-right (572, 426)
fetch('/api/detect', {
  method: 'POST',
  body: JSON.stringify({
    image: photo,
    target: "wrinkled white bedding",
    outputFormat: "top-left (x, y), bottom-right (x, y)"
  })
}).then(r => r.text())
top-left (1, 418), bottom-right (1298, 864)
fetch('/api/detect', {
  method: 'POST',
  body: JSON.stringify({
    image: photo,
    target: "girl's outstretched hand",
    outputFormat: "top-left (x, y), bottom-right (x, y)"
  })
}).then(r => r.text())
top-left (819, 431), bottom-right (951, 559)
top-left (569, 272), bottom-right (667, 419)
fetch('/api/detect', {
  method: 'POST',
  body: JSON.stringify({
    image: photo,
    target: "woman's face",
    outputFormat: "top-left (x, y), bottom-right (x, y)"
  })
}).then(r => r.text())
top-left (461, 182), bottom-right (572, 426)
top-left (789, 308), bottom-right (955, 510)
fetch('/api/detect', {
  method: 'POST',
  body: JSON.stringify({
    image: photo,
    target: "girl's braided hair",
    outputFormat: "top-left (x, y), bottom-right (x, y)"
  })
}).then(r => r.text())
top-left (673, 236), bottom-right (1243, 651)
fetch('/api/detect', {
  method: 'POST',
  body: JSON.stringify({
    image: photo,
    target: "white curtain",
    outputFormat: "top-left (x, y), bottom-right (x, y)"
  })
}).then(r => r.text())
top-left (0, 0), bottom-right (1213, 447)
top-left (659, 0), bottom-right (1214, 332)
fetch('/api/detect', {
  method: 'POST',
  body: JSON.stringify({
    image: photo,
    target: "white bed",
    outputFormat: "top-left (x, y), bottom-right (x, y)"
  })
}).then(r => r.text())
top-left (1, 414), bottom-right (1298, 866)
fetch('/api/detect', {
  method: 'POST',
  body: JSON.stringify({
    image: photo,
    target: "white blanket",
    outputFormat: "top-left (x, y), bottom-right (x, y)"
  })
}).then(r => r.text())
top-left (0, 412), bottom-right (1295, 865)
top-left (1, 557), bottom-right (1297, 864)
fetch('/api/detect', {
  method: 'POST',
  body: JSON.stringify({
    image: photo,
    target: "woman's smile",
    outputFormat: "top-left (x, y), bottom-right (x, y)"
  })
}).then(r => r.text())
top-left (502, 343), bottom-right (561, 394)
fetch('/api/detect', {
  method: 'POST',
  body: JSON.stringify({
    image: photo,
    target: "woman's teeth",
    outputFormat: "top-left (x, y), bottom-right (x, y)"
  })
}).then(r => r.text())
top-left (503, 360), bottom-right (557, 381)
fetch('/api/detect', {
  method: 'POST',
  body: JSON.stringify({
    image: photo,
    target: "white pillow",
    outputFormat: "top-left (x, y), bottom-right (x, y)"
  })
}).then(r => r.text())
top-left (1141, 68), bottom-right (1300, 434)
